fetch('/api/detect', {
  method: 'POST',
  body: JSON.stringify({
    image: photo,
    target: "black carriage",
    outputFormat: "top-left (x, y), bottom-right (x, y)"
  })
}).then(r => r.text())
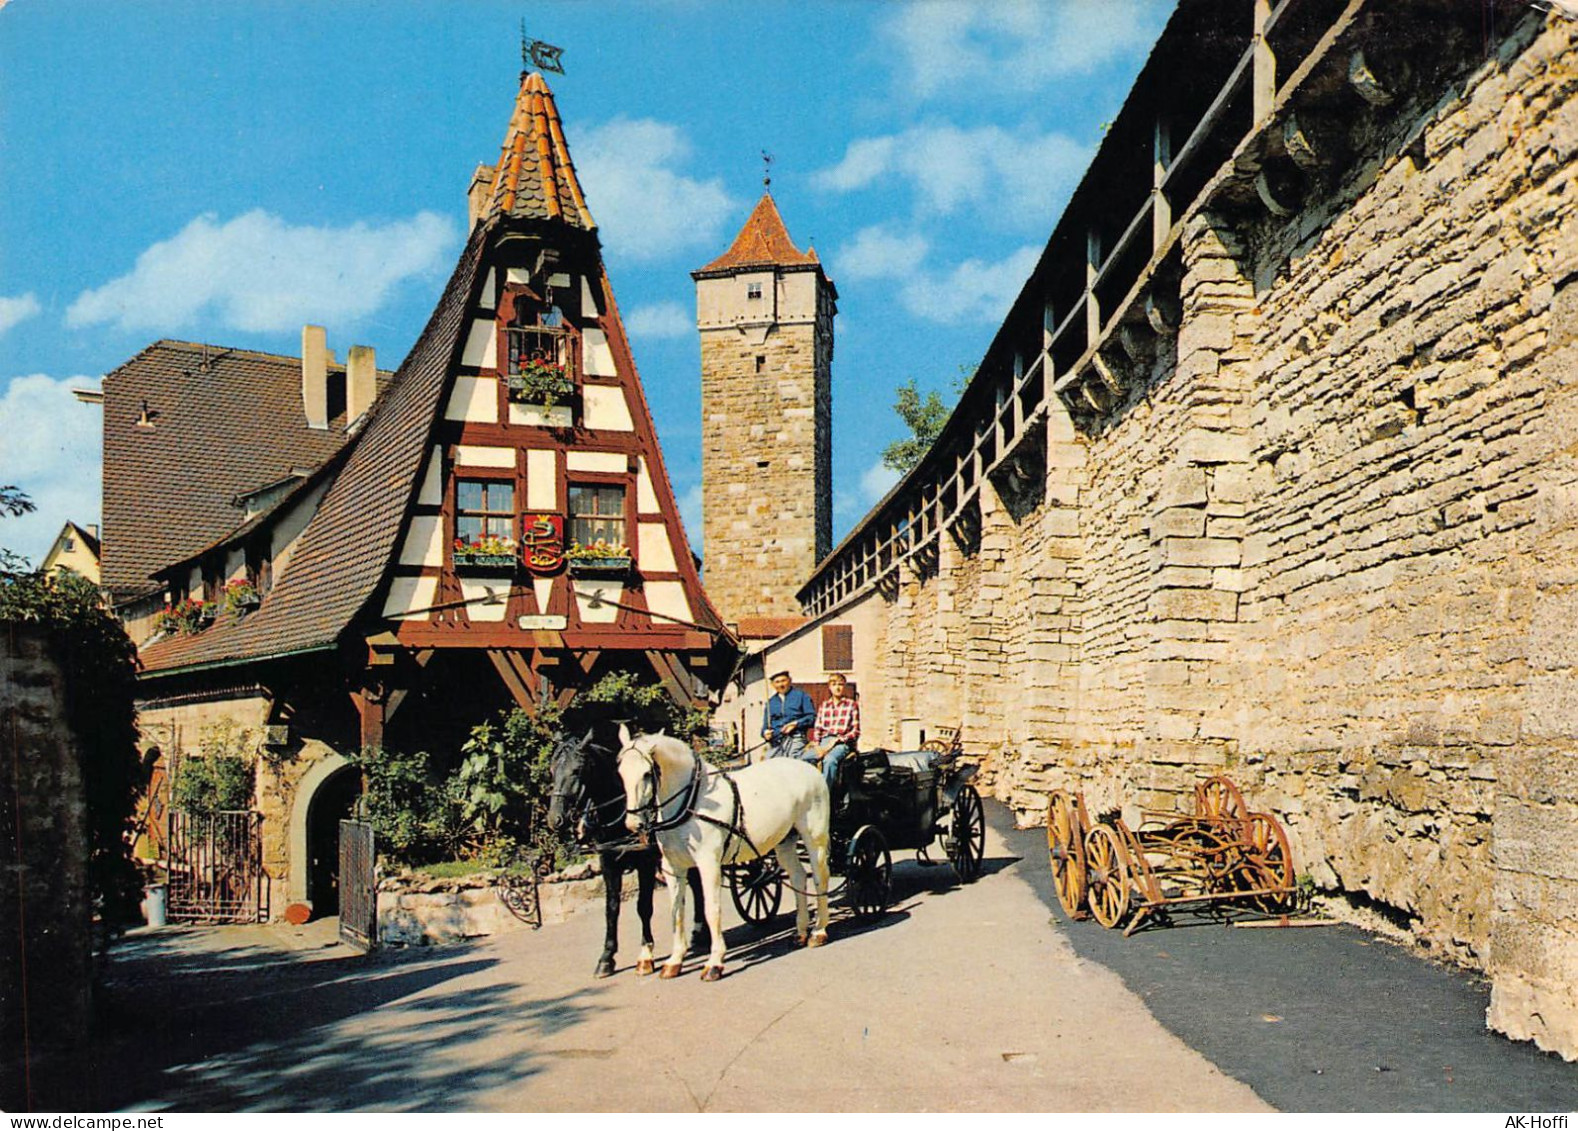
top-left (727, 745), bottom-right (987, 926)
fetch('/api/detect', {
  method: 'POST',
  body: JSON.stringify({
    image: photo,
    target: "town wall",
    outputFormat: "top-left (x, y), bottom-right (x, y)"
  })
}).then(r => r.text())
top-left (1, 626), bottom-right (92, 1106)
top-left (767, 15), bottom-right (1578, 1057)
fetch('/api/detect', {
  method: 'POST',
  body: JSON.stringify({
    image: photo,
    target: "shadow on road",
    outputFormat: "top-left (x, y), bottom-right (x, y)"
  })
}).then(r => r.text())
top-left (993, 803), bottom-right (1578, 1113)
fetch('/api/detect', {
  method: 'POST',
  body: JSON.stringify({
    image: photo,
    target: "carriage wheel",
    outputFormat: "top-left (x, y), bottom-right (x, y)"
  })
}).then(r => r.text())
top-left (728, 854), bottom-right (784, 926)
top-left (945, 784), bottom-right (986, 882)
top-left (1046, 791), bottom-right (1088, 920)
top-left (1084, 824), bottom-right (1132, 929)
top-left (1243, 811), bottom-right (1293, 909)
top-left (1194, 775), bottom-right (1248, 836)
top-left (844, 825), bottom-right (892, 920)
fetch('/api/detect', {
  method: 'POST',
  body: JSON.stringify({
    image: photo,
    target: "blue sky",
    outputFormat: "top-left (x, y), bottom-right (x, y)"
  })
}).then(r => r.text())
top-left (0, 0), bottom-right (1170, 564)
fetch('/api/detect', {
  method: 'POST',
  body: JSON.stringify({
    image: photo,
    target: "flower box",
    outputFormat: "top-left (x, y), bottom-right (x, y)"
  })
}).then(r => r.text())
top-left (567, 555), bottom-right (632, 577)
top-left (453, 552), bottom-right (517, 571)
top-left (506, 371), bottom-right (576, 407)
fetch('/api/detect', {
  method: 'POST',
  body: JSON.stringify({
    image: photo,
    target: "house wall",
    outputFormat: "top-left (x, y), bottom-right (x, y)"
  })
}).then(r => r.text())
top-left (765, 15), bottom-right (1578, 1058)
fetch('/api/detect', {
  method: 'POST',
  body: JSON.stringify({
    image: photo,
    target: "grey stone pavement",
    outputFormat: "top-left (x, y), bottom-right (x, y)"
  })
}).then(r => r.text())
top-left (22, 802), bottom-right (1578, 1113)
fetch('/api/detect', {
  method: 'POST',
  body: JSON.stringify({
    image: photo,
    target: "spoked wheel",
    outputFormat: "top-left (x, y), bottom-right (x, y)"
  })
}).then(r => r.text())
top-left (1194, 775), bottom-right (1248, 837)
top-left (728, 854), bottom-right (785, 926)
top-left (844, 824), bottom-right (892, 921)
top-left (1084, 824), bottom-right (1132, 929)
top-left (945, 784), bottom-right (986, 882)
top-left (1046, 790), bottom-right (1088, 920)
top-left (1242, 811), bottom-right (1293, 909)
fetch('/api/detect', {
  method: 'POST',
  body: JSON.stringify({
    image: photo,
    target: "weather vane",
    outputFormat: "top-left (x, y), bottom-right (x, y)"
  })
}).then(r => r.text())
top-left (521, 20), bottom-right (565, 74)
top-left (762, 150), bottom-right (774, 189)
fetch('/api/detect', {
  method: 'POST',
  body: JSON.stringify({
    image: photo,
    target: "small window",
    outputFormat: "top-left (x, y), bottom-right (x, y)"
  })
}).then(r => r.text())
top-left (568, 483), bottom-right (626, 549)
top-left (822, 625), bottom-right (853, 671)
top-left (63, 537), bottom-right (76, 552)
top-left (754, 355), bottom-right (766, 373)
top-left (746, 282), bottom-right (762, 300)
top-left (456, 479), bottom-right (515, 543)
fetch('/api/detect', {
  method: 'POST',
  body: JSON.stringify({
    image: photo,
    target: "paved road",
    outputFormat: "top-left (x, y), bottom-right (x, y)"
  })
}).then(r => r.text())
top-left (25, 801), bottom-right (1578, 1112)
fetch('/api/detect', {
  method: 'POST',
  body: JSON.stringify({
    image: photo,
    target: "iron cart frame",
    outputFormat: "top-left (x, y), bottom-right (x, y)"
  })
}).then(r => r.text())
top-left (728, 744), bottom-right (987, 925)
top-left (1046, 774), bottom-right (1294, 936)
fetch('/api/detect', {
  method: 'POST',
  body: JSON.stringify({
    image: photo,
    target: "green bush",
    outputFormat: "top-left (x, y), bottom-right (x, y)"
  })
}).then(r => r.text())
top-left (171, 755), bottom-right (253, 815)
top-left (349, 745), bottom-right (465, 868)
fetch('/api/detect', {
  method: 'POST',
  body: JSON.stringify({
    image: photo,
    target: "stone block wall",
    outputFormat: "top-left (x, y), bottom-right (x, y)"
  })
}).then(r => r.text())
top-left (1, 626), bottom-right (92, 1107)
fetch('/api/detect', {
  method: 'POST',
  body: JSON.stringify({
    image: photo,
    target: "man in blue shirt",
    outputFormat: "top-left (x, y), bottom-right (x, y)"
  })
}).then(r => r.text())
top-left (762, 670), bottom-right (817, 761)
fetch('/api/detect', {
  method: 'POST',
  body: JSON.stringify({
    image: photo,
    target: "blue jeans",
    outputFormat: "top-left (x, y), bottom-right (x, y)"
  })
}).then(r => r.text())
top-left (821, 743), bottom-right (851, 789)
top-left (770, 731), bottom-right (810, 761)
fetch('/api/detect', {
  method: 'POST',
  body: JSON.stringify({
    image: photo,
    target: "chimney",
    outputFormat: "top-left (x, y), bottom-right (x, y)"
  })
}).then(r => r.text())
top-left (346, 345), bottom-right (377, 427)
top-left (301, 324), bottom-right (329, 430)
top-left (86, 524), bottom-right (99, 540)
top-left (468, 163), bottom-right (497, 230)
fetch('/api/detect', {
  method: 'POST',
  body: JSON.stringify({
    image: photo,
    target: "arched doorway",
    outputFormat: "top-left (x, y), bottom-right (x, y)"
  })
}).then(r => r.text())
top-left (304, 764), bottom-right (361, 919)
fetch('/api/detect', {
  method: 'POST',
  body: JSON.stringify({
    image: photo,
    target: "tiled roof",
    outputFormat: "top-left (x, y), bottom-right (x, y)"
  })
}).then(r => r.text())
top-left (101, 342), bottom-right (372, 601)
top-left (734, 615), bottom-right (809, 640)
top-left (478, 72), bottom-right (596, 232)
top-left (138, 227), bottom-right (488, 675)
top-left (694, 193), bottom-right (819, 276)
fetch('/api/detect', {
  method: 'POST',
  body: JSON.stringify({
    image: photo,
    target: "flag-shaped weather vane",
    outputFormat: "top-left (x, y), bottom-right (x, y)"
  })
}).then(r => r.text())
top-left (521, 20), bottom-right (565, 74)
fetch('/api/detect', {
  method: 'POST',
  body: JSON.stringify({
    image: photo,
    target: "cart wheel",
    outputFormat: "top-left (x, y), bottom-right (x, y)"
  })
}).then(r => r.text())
top-left (844, 825), bottom-right (892, 920)
top-left (728, 854), bottom-right (784, 926)
top-left (945, 784), bottom-right (986, 882)
top-left (1244, 811), bottom-right (1293, 908)
top-left (1084, 824), bottom-right (1132, 929)
top-left (1194, 775), bottom-right (1247, 836)
top-left (1047, 791), bottom-right (1088, 920)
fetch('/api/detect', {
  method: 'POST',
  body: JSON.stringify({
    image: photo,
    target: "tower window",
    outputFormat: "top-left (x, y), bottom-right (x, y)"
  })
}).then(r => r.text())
top-left (746, 282), bottom-right (762, 300)
top-left (755, 355), bottom-right (766, 373)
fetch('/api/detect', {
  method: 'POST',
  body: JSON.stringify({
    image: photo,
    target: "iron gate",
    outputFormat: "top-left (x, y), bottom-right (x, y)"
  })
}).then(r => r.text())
top-left (167, 810), bottom-right (266, 923)
top-left (339, 819), bottom-right (377, 950)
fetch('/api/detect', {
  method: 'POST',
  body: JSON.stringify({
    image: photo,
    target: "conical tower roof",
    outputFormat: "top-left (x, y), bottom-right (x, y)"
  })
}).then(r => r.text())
top-left (694, 192), bottom-right (819, 276)
top-left (479, 72), bottom-right (596, 232)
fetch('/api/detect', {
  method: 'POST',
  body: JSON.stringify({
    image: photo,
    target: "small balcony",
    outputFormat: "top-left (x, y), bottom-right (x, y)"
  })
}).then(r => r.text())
top-left (505, 325), bottom-right (579, 407)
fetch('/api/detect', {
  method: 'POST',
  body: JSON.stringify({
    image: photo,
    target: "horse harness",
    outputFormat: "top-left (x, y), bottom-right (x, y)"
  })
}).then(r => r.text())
top-left (626, 744), bottom-right (765, 866)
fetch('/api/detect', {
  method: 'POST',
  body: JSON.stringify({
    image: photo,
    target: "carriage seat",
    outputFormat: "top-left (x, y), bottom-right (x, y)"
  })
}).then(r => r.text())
top-left (885, 749), bottom-right (945, 775)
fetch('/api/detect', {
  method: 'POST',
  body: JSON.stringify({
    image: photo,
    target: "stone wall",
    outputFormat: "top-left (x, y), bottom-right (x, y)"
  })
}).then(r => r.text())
top-left (1, 626), bottom-right (92, 1107)
top-left (771, 13), bottom-right (1578, 1058)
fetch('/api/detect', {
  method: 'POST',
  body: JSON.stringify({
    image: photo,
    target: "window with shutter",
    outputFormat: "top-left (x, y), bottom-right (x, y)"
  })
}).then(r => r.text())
top-left (822, 624), bottom-right (853, 671)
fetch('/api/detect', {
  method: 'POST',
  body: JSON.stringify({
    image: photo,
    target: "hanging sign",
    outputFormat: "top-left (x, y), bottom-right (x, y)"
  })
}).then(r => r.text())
top-left (522, 513), bottom-right (565, 574)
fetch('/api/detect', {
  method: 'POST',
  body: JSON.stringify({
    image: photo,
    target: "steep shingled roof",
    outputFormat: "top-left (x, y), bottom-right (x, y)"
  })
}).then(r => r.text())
top-left (100, 342), bottom-right (373, 601)
top-left (694, 193), bottom-right (819, 276)
top-left (137, 227), bottom-right (487, 675)
top-left (478, 72), bottom-right (596, 232)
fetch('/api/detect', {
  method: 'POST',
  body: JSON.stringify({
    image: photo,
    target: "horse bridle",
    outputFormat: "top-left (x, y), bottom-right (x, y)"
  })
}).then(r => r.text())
top-left (621, 740), bottom-right (706, 835)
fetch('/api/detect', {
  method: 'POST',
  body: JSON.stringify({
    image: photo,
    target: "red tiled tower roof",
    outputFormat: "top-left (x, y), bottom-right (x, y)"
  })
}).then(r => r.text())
top-left (694, 193), bottom-right (819, 276)
top-left (478, 72), bottom-right (596, 232)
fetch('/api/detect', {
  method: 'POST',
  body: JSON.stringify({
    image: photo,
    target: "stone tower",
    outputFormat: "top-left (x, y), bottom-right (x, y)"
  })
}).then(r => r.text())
top-left (693, 194), bottom-right (836, 627)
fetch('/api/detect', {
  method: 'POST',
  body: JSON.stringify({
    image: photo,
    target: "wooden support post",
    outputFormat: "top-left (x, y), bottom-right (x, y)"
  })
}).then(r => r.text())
top-left (354, 685), bottom-right (386, 750)
top-left (487, 649), bottom-right (539, 717)
top-left (1253, 0), bottom-right (1276, 123)
top-left (1152, 118), bottom-right (1172, 250)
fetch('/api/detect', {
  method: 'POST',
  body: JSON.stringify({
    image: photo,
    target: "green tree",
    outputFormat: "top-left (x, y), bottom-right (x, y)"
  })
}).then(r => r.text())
top-left (881, 379), bottom-right (953, 474)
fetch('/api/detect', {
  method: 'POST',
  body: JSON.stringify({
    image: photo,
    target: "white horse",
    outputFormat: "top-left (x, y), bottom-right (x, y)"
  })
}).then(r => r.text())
top-left (617, 726), bottom-right (831, 981)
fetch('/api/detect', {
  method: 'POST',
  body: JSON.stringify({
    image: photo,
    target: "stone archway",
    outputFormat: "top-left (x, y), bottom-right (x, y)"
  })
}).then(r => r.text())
top-left (287, 750), bottom-right (353, 906)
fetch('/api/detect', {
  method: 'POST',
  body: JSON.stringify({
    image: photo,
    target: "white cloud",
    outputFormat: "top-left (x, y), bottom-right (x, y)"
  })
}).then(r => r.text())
top-left (0, 374), bottom-right (101, 565)
top-left (835, 226), bottom-right (930, 282)
top-left (901, 244), bottom-right (1042, 324)
top-left (571, 118), bottom-right (738, 262)
top-left (65, 209), bottom-right (457, 334)
top-left (883, 0), bottom-right (1169, 101)
top-left (0, 293), bottom-right (41, 337)
top-left (861, 461), bottom-right (901, 502)
top-left (833, 225), bottom-right (1040, 325)
top-left (625, 301), bottom-right (694, 340)
top-left (815, 122), bottom-right (1087, 230)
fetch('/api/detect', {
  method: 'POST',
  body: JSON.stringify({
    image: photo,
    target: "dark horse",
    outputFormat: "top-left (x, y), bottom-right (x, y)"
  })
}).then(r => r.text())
top-left (547, 729), bottom-right (708, 978)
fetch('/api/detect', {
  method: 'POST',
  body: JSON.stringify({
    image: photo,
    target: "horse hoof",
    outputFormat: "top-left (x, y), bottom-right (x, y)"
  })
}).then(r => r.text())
top-left (659, 963), bottom-right (684, 980)
top-left (594, 960), bottom-right (616, 979)
top-left (793, 934), bottom-right (808, 949)
top-left (701, 965), bottom-right (725, 982)
top-left (635, 959), bottom-right (655, 976)
top-left (807, 932), bottom-right (829, 948)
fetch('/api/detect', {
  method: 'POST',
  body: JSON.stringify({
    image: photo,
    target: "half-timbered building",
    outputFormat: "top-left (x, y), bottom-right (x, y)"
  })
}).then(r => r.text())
top-left (109, 69), bottom-right (734, 916)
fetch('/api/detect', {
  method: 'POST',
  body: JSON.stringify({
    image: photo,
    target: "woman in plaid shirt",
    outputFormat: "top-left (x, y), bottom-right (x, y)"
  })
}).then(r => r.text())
top-left (809, 673), bottom-right (860, 802)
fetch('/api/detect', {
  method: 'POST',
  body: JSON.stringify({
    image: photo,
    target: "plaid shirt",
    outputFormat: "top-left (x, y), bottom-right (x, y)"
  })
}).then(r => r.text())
top-left (811, 695), bottom-right (860, 747)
